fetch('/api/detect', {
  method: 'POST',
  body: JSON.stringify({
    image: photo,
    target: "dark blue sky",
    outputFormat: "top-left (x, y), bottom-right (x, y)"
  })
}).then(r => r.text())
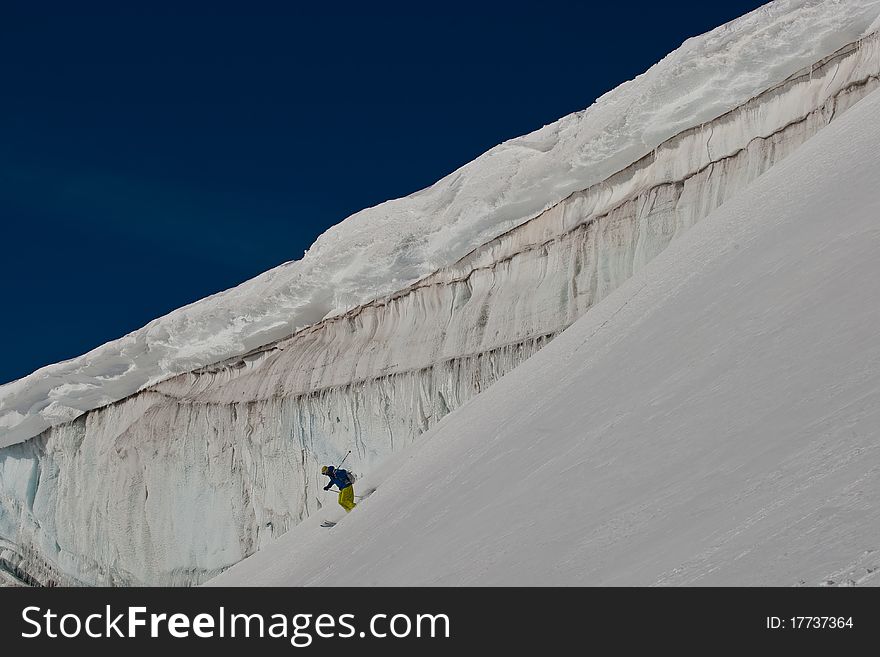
top-left (0, 0), bottom-right (767, 384)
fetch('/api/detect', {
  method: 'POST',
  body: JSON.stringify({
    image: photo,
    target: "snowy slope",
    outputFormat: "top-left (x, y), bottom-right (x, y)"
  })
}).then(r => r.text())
top-left (3, 0), bottom-right (880, 449)
top-left (211, 85), bottom-right (880, 587)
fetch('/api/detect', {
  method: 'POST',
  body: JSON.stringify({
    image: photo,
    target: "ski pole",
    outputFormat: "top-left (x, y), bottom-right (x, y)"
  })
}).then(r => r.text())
top-left (336, 450), bottom-right (352, 469)
top-left (326, 487), bottom-right (367, 495)
top-left (326, 485), bottom-right (354, 493)
top-left (327, 487), bottom-right (369, 498)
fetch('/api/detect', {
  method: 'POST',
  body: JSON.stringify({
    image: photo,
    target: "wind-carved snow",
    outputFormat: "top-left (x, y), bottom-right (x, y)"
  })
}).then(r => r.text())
top-left (2, 0), bottom-right (880, 449)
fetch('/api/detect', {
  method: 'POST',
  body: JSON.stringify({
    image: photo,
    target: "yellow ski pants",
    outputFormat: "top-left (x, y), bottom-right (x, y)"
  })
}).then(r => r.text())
top-left (338, 485), bottom-right (357, 512)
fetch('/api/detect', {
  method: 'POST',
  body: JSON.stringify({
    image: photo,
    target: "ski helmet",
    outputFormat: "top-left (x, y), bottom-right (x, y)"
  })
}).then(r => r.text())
top-left (321, 465), bottom-right (330, 475)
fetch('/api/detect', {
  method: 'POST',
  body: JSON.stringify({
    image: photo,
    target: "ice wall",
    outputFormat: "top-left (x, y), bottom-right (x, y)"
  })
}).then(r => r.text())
top-left (1, 32), bottom-right (878, 586)
top-left (5, 0), bottom-right (880, 450)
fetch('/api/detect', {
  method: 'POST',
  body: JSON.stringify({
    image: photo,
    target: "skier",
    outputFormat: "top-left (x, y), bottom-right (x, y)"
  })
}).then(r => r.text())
top-left (321, 465), bottom-right (357, 512)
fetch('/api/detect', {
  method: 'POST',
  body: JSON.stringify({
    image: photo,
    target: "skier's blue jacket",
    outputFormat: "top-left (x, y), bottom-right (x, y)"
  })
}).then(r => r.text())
top-left (323, 467), bottom-right (353, 490)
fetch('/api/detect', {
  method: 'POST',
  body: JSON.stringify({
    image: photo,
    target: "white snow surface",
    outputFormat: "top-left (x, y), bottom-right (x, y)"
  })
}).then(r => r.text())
top-left (211, 85), bottom-right (880, 587)
top-left (3, 0), bottom-right (880, 449)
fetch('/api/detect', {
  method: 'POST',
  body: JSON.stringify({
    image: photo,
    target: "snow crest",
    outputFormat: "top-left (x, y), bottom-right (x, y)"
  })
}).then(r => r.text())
top-left (2, 0), bottom-right (880, 448)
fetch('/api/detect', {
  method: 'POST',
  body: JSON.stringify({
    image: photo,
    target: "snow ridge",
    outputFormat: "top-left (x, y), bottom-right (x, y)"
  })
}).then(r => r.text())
top-left (2, 0), bottom-right (880, 448)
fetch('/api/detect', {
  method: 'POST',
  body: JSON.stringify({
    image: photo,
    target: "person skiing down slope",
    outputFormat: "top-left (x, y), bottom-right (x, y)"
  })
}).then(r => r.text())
top-left (321, 465), bottom-right (356, 512)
